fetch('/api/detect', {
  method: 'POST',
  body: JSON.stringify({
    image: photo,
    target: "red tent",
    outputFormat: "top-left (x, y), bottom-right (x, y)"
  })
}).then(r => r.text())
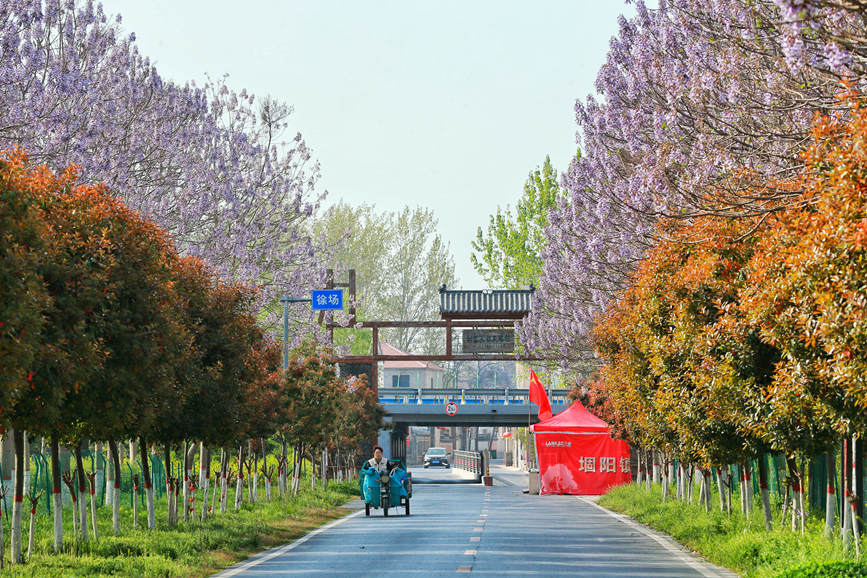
top-left (530, 401), bottom-right (631, 495)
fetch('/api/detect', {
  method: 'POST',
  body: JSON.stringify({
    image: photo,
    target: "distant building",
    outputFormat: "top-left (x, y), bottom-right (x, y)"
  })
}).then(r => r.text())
top-left (380, 342), bottom-right (445, 389)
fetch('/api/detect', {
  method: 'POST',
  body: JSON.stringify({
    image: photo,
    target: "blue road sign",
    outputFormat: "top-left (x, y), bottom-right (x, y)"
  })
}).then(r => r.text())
top-left (311, 289), bottom-right (343, 310)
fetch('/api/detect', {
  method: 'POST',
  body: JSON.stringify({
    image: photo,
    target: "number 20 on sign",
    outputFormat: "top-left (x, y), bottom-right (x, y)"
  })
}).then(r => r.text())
top-left (445, 402), bottom-right (458, 416)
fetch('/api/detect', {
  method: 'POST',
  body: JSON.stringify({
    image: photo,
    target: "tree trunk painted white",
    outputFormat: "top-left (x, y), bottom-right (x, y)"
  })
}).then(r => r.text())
top-left (251, 471), bottom-right (258, 503)
top-left (11, 430), bottom-right (24, 563)
top-left (108, 440), bottom-right (121, 534)
top-left (652, 452), bottom-right (660, 485)
top-left (164, 446), bottom-right (175, 526)
top-left (22, 432), bottom-right (30, 498)
top-left (145, 485), bottom-right (156, 529)
top-left (105, 450), bottom-right (114, 507)
top-left (140, 436), bottom-right (156, 530)
top-left (703, 470), bottom-right (712, 512)
top-left (825, 451), bottom-right (836, 537)
top-left (235, 474), bottom-right (244, 510)
top-left (745, 462), bottom-right (754, 516)
top-left (635, 451), bottom-right (643, 486)
top-left (200, 475), bottom-right (210, 521)
top-left (843, 486), bottom-right (853, 548)
top-left (210, 476), bottom-right (218, 517)
top-left (220, 471), bottom-right (228, 514)
top-left (50, 438), bottom-right (63, 552)
top-left (688, 467), bottom-right (694, 503)
top-left (851, 437), bottom-right (861, 555)
top-left (757, 457), bottom-right (773, 531)
top-left (716, 468), bottom-right (725, 513)
top-left (645, 451), bottom-right (652, 491)
top-left (27, 504), bottom-right (36, 558)
top-left (89, 481), bottom-right (99, 540)
top-left (94, 442), bottom-right (104, 506)
top-left (69, 490), bottom-right (79, 538)
top-left (199, 443), bottom-right (210, 521)
top-left (52, 491), bottom-right (63, 551)
top-left (131, 476), bottom-right (139, 529)
top-left (74, 446), bottom-right (89, 542)
top-left (182, 476), bottom-right (189, 523)
top-left (0, 502), bottom-right (5, 569)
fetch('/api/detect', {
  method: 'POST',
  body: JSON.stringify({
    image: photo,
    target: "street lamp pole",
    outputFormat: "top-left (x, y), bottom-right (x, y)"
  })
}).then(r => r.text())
top-left (279, 294), bottom-right (311, 370)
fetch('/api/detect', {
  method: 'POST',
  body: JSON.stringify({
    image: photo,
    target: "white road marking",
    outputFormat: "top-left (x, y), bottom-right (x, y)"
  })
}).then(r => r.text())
top-left (216, 510), bottom-right (364, 576)
top-left (578, 497), bottom-right (733, 578)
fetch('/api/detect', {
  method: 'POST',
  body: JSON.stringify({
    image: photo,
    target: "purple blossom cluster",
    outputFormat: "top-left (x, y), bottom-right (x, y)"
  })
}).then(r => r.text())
top-left (0, 0), bottom-right (328, 341)
top-left (520, 0), bottom-right (866, 369)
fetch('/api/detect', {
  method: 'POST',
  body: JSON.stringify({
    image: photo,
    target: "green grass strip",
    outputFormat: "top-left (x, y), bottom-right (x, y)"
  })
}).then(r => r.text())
top-left (598, 483), bottom-right (866, 577)
top-left (0, 480), bottom-right (358, 577)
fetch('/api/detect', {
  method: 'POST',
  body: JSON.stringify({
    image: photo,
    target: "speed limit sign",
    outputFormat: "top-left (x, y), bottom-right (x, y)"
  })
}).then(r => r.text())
top-left (445, 402), bottom-right (458, 416)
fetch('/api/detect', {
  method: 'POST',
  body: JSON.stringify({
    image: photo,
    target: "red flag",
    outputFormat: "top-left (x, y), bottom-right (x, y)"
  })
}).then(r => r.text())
top-left (529, 369), bottom-right (553, 422)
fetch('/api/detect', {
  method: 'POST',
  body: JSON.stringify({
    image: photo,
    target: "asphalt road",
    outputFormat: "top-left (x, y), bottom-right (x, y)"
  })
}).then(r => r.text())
top-left (216, 467), bottom-right (737, 577)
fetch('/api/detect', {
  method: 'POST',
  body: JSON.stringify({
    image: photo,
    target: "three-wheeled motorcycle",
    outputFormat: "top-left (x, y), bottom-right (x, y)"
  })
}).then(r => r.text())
top-left (359, 460), bottom-right (412, 516)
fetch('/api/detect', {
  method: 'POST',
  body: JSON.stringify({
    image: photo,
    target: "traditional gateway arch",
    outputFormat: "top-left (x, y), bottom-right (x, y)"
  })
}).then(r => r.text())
top-left (330, 282), bottom-right (568, 462)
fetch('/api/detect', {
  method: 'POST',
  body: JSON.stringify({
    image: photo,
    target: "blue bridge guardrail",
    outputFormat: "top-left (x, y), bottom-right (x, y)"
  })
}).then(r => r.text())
top-left (377, 387), bottom-right (571, 406)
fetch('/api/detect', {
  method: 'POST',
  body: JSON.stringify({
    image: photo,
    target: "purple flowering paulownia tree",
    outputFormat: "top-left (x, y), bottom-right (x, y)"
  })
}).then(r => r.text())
top-left (520, 0), bottom-right (866, 368)
top-left (0, 0), bottom-right (329, 340)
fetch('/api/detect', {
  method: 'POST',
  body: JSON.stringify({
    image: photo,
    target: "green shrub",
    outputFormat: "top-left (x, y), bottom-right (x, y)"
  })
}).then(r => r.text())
top-left (777, 560), bottom-right (867, 577)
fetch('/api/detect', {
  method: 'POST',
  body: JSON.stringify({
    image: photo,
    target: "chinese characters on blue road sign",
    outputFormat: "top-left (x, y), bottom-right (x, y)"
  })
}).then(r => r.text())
top-left (311, 289), bottom-right (343, 310)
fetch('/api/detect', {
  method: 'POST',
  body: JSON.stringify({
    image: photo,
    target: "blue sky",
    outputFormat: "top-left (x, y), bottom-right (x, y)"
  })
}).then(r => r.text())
top-left (98, 1), bottom-right (639, 288)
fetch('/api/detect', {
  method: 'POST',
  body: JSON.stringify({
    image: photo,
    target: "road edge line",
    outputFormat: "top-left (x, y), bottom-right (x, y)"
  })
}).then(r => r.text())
top-left (215, 509), bottom-right (365, 576)
top-left (577, 497), bottom-right (733, 578)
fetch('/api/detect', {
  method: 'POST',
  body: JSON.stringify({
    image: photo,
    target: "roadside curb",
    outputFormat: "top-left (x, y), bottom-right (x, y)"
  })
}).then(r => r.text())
top-left (578, 497), bottom-right (740, 578)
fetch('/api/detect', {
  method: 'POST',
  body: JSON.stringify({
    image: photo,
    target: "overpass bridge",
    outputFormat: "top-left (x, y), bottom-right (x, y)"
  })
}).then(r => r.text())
top-left (379, 387), bottom-right (571, 427)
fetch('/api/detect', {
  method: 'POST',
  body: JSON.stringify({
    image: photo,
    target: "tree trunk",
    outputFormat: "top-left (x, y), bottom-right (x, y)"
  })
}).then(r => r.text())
top-left (0, 482), bottom-right (4, 569)
top-left (716, 467), bottom-right (726, 513)
top-left (235, 445), bottom-right (245, 510)
top-left (74, 445), bottom-right (89, 541)
top-left (182, 441), bottom-right (190, 523)
top-left (652, 451), bottom-right (660, 485)
top-left (786, 456), bottom-right (805, 533)
top-left (220, 448), bottom-right (229, 514)
top-left (22, 432), bottom-right (30, 497)
top-left (11, 430), bottom-right (24, 563)
top-left (105, 442), bottom-right (114, 507)
top-left (703, 469), bottom-right (712, 512)
top-left (108, 440), bottom-right (122, 534)
top-left (824, 450), bottom-right (836, 537)
top-left (660, 458), bottom-right (669, 504)
top-left (280, 437), bottom-right (288, 497)
top-left (87, 473), bottom-right (99, 541)
top-left (851, 437), bottom-right (862, 556)
top-left (27, 501), bottom-right (36, 558)
top-left (200, 443), bottom-right (210, 521)
top-left (635, 449), bottom-right (643, 486)
top-left (645, 450), bottom-right (652, 491)
top-left (164, 443), bottom-right (174, 526)
top-left (250, 442), bottom-right (258, 503)
top-left (757, 455), bottom-right (773, 531)
top-left (140, 436), bottom-right (155, 529)
top-left (688, 466), bottom-right (694, 503)
top-left (50, 437), bottom-right (63, 552)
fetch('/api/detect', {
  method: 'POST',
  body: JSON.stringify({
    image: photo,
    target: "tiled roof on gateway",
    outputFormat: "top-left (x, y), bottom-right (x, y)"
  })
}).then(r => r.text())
top-left (439, 285), bottom-right (533, 318)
